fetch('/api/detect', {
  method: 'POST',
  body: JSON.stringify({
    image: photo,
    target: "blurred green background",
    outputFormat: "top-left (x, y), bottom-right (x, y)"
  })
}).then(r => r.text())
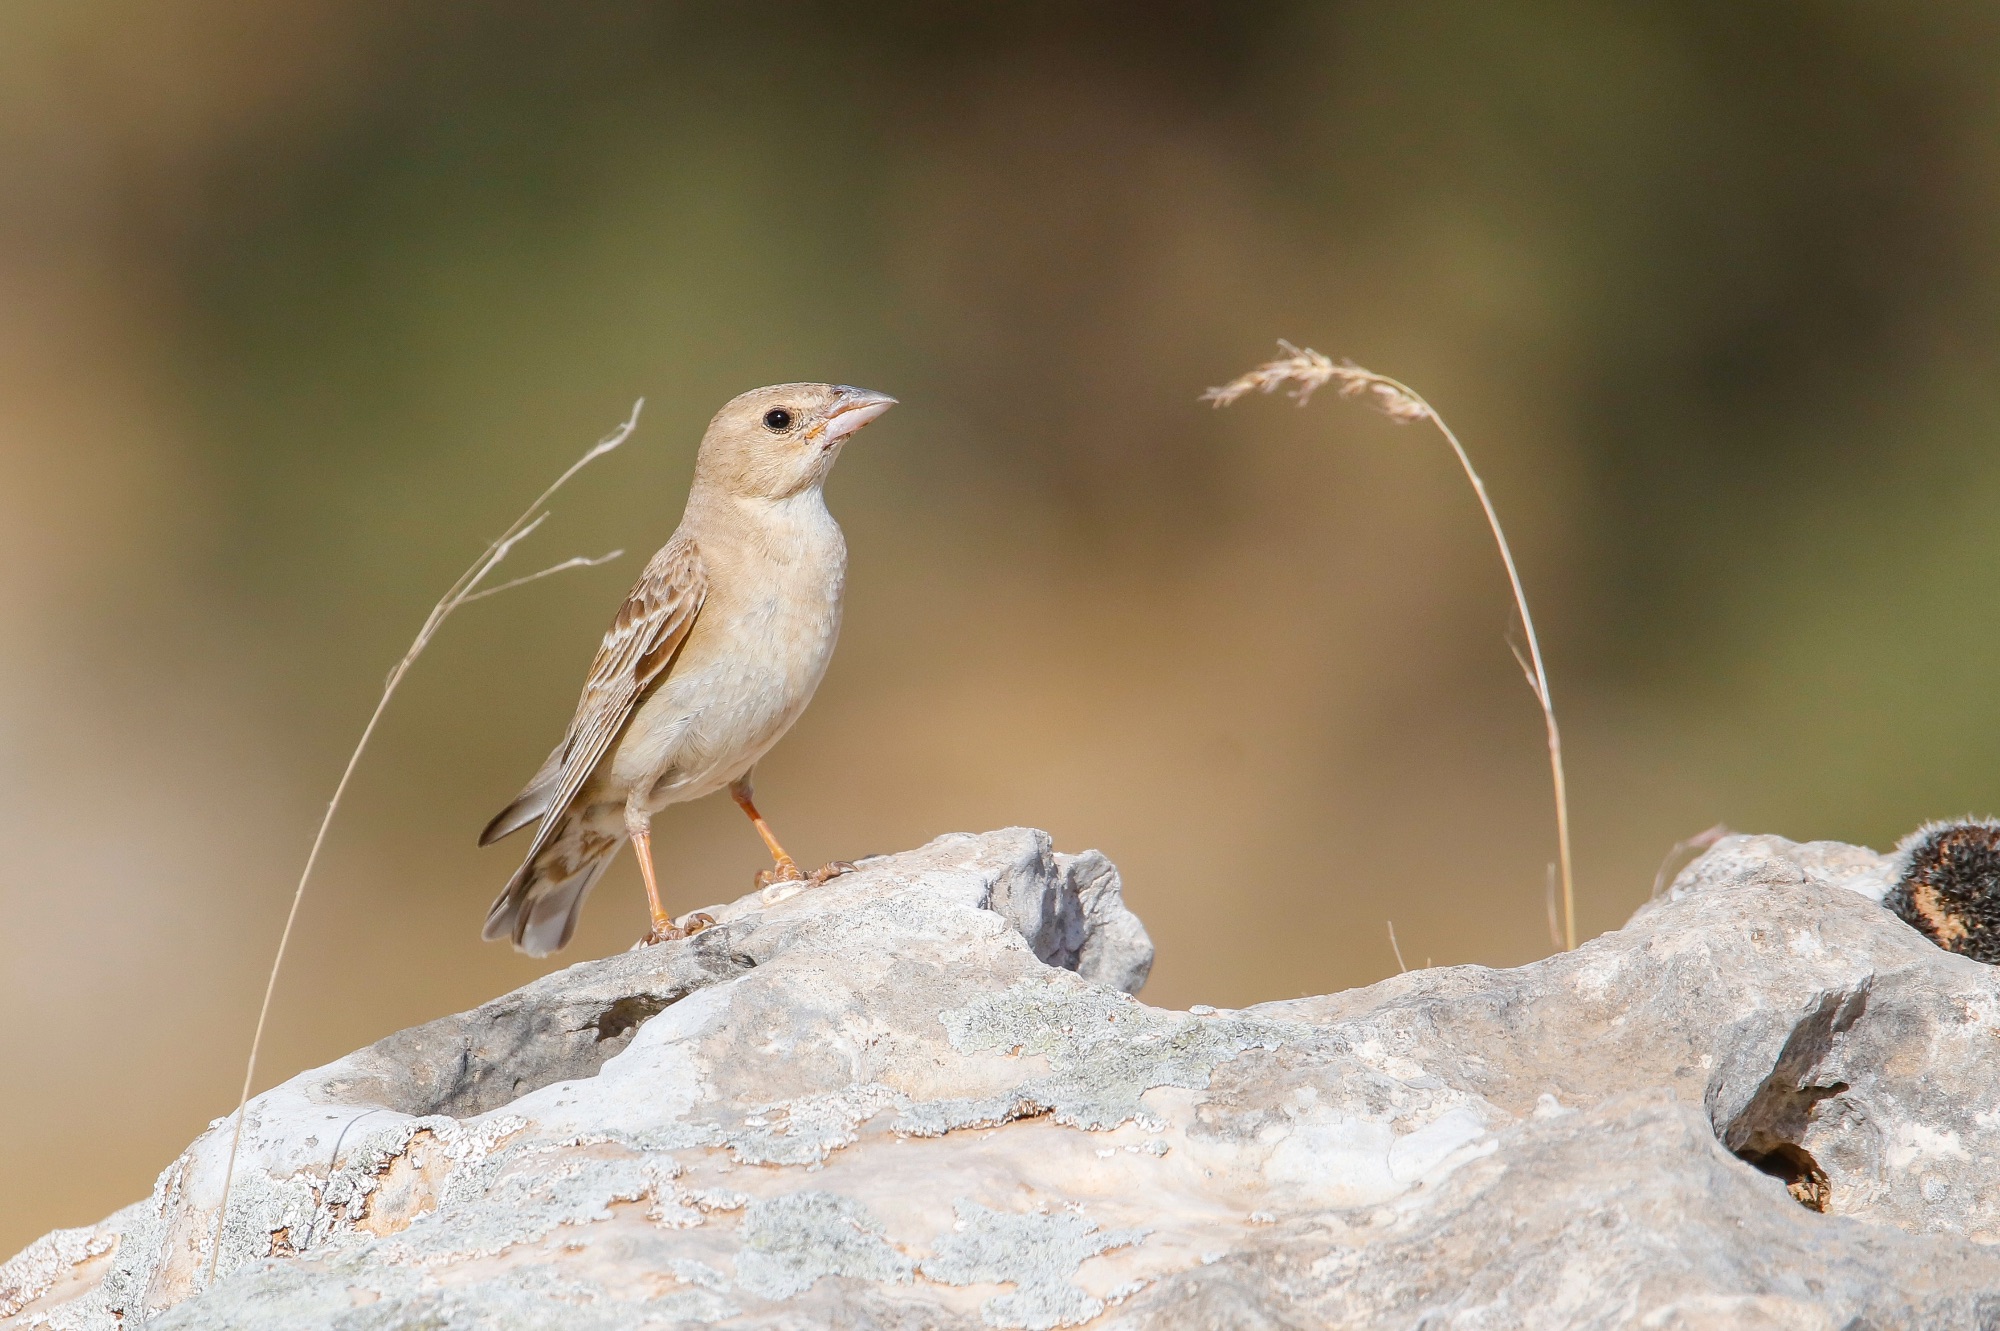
top-left (6, 0), bottom-right (2000, 1253)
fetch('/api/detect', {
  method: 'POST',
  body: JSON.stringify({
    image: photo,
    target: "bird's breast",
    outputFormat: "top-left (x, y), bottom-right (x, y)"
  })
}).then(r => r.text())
top-left (717, 552), bottom-right (845, 693)
top-left (615, 504), bottom-right (846, 801)
top-left (722, 496), bottom-right (847, 684)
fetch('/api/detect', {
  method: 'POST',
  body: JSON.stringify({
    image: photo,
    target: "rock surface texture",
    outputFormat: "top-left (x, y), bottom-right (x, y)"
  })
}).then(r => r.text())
top-left (9, 828), bottom-right (2000, 1329)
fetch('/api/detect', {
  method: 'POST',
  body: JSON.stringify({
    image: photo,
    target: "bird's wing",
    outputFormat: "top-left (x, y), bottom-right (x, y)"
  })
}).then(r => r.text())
top-left (511, 533), bottom-right (708, 869)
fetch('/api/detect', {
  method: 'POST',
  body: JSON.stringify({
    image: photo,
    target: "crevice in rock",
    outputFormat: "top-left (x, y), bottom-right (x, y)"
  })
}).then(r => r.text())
top-left (315, 929), bottom-right (758, 1119)
top-left (1735, 1140), bottom-right (1832, 1212)
top-left (987, 843), bottom-right (1153, 995)
top-left (592, 994), bottom-right (673, 1044)
top-left (1715, 984), bottom-right (1864, 1215)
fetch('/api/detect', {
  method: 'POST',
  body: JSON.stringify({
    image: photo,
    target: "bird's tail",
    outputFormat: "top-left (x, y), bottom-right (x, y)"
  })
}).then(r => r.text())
top-left (479, 739), bottom-right (566, 847)
top-left (481, 807), bottom-right (623, 957)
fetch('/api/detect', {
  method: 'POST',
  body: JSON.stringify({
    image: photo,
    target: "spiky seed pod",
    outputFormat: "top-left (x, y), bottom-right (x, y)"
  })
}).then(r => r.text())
top-left (1888, 819), bottom-right (2000, 964)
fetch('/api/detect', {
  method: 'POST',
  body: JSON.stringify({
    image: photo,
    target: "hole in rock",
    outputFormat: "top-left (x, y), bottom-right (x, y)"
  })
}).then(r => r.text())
top-left (316, 939), bottom-right (756, 1119)
top-left (1715, 984), bottom-right (1861, 1218)
top-left (1736, 1141), bottom-right (1831, 1212)
top-left (595, 995), bottom-right (672, 1044)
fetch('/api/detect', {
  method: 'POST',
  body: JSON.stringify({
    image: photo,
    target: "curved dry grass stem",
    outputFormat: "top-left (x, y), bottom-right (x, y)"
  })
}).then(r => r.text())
top-left (459, 548), bottom-right (625, 603)
top-left (204, 400), bottom-right (643, 1287)
top-left (1651, 823), bottom-right (1731, 901)
top-left (1205, 344), bottom-right (1576, 952)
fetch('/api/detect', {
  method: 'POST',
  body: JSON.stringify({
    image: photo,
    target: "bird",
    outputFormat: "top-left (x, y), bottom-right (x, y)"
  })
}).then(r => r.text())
top-left (479, 382), bottom-right (896, 956)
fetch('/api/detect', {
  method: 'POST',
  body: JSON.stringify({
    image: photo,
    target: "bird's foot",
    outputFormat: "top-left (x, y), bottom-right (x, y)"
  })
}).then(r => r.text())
top-left (755, 860), bottom-right (855, 890)
top-left (637, 911), bottom-right (716, 948)
top-left (754, 857), bottom-right (804, 889)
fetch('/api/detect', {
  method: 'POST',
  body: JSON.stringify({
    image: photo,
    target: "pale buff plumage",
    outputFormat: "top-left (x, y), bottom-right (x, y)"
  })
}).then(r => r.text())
top-left (480, 382), bottom-right (895, 955)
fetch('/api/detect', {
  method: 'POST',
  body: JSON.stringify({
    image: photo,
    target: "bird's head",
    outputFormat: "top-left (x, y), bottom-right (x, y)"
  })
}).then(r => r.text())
top-left (694, 382), bottom-right (897, 500)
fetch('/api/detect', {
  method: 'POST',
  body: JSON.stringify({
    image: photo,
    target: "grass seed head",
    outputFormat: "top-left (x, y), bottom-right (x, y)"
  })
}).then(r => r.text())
top-left (1202, 341), bottom-right (1428, 422)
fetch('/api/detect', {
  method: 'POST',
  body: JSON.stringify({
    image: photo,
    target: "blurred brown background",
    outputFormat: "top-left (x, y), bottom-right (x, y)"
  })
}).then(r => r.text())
top-left (7, 0), bottom-right (2000, 1251)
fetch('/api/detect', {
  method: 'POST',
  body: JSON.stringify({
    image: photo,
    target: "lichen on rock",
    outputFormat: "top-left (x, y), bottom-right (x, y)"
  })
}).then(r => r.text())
top-left (921, 1201), bottom-right (1147, 1330)
top-left (734, 1192), bottom-right (913, 1301)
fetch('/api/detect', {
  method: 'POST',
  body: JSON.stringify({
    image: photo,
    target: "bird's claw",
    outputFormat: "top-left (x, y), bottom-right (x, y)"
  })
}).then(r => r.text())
top-left (754, 860), bottom-right (855, 890)
top-left (637, 911), bottom-right (716, 948)
top-left (754, 860), bottom-right (806, 890)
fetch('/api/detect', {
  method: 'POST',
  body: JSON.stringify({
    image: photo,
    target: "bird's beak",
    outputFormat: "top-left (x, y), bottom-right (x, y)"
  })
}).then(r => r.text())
top-left (819, 387), bottom-right (897, 445)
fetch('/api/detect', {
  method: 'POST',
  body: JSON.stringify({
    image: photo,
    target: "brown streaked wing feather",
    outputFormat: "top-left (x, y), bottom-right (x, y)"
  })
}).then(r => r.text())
top-left (511, 534), bottom-right (707, 871)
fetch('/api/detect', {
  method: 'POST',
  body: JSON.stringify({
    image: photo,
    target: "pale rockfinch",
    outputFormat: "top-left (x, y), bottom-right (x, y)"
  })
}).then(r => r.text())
top-left (480, 382), bottom-right (895, 955)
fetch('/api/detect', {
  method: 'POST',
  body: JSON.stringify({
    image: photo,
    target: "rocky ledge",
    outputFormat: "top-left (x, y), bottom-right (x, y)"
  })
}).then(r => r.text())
top-left (7, 828), bottom-right (2000, 1330)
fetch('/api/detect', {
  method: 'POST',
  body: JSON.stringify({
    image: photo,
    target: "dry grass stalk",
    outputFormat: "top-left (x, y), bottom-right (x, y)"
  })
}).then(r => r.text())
top-left (1205, 343), bottom-right (1577, 952)
top-left (1650, 823), bottom-right (1731, 900)
top-left (1386, 919), bottom-right (1408, 973)
top-left (205, 400), bottom-right (643, 1286)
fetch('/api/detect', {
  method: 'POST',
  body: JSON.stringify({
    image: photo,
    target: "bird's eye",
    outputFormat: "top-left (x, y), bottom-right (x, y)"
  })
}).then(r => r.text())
top-left (763, 408), bottom-right (793, 432)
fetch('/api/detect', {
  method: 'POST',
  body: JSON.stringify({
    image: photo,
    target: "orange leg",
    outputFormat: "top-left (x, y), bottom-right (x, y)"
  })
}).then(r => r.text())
top-left (730, 774), bottom-right (856, 889)
top-left (731, 774), bottom-right (802, 882)
top-left (626, 801), bottom-right (715, 943)
top-left (627, 824), bottom-right (681, 941)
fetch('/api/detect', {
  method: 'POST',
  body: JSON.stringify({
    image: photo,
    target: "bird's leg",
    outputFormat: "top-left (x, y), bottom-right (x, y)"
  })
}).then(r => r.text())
top-left (730, 774), bottom-right (853, 889)
top-left (730, 774), bottom-right (800, 883)
top-left (626, 800), bottom-right (686, 944)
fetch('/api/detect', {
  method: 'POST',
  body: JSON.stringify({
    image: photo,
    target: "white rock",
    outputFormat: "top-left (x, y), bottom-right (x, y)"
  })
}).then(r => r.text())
top-left (9, 828), bottom-right (2000, 1330)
